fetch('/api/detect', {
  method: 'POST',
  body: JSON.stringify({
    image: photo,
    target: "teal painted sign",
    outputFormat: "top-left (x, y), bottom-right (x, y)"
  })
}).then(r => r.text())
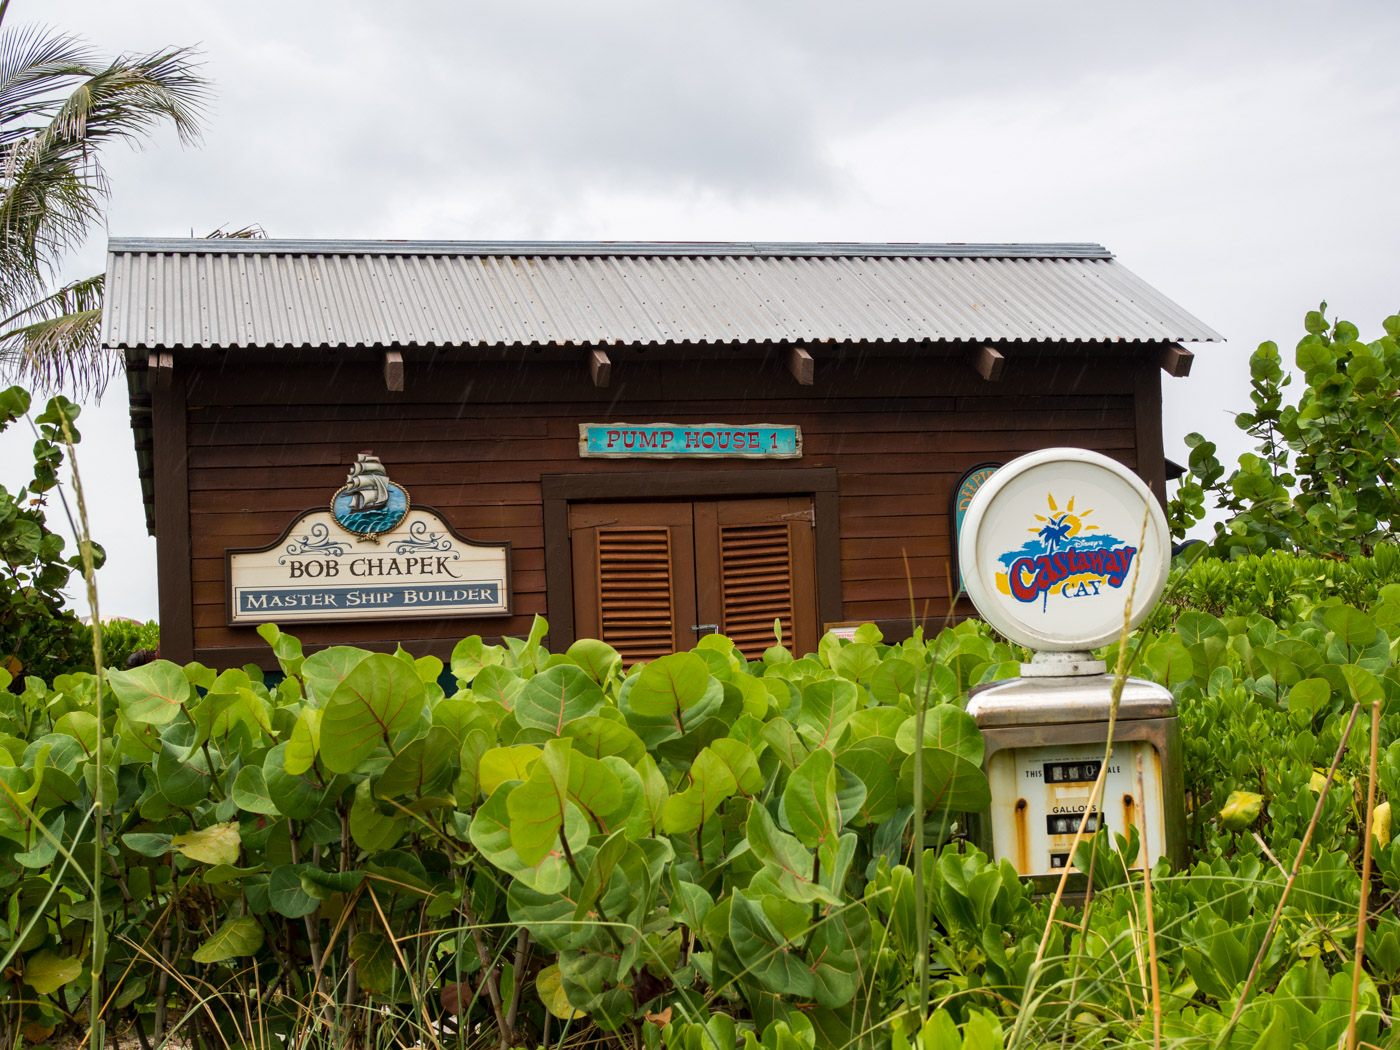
top-left (951, 462), bottom-right (1001, 595)
top-left (579, 422), bottom-right (802, 458)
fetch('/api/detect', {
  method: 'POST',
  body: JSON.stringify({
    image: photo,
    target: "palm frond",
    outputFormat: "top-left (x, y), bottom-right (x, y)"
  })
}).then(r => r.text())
top-left (0, 14), bottom-right (208, 396)
top-left (0, 272), bottom-right (111, 395)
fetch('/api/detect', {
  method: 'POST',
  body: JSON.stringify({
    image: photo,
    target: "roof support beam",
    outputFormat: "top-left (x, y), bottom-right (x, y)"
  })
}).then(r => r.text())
top-left (148, 351), bottom-right (173, 392)
top-left (972, 345), bottom-right (1005, 382)
top-left (787, 346), bottom-right (815, 385)
top-left (589, 349), bottom-right (611, 388)
top-left (1158, 343), bottom-right (1194, 378)
top-left (383, 350), bottom-right (404, 392)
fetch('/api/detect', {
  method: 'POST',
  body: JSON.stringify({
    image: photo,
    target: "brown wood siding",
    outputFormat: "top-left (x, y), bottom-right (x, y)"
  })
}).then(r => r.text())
top-left (174, 352), bottom-right (1142, 666)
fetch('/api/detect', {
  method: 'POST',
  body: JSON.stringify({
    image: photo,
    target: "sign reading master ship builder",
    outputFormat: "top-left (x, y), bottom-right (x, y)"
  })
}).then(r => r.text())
top-left (226, 454), bottom-right (510, 625)
top-left (580, 423), bottom-right (802, 458)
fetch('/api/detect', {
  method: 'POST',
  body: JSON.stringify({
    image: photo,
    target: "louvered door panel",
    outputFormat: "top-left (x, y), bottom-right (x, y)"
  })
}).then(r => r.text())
top-left (718, 522), bottom-right (796, 657)
top-left (596, 527), bottom-right (677, 660)
top-left (695, 496), bottom-right (818, 660)
top-left (569, 502), bottom-right (696, 666)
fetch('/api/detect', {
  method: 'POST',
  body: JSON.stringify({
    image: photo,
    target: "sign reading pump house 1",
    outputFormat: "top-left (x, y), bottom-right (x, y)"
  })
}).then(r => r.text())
top-left (958, 448), bottom-right (1185, 883)
top-left (579, 423), bottom-right (802, 458)
top-left (226, 454), bottom-right (510, 624)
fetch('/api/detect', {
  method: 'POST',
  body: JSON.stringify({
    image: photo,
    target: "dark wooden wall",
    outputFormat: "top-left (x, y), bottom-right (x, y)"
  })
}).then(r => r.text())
top-left (160, 347), bottom-right (1159, 667)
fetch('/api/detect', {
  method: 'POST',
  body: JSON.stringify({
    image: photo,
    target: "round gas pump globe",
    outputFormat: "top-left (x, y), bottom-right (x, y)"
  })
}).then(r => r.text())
top-left (958, 448), bottom-right (1170, 651)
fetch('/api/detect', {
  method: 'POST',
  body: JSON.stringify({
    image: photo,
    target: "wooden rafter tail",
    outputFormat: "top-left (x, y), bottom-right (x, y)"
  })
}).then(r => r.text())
top-left (1158, 343), bottom-right (1194, 378)
top-left (972, 344), bottom-right (1005, 382)
top-left (589, 348), bottom-right (612, 388)
top-left (148, 351), bottom-right (173, 392)
top-left (382, 349), bottom-right (404, 392)
top-left (787, 345), bottom-right (815, 385)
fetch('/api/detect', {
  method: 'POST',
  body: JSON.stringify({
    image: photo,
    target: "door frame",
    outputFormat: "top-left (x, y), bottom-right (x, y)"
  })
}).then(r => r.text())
top-left (543, 468), bottom-right (841, 648)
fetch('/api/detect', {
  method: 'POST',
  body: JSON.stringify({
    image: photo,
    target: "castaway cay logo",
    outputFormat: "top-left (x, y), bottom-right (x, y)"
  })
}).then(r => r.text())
top-left (995, 494), bottom-right (1137, 609)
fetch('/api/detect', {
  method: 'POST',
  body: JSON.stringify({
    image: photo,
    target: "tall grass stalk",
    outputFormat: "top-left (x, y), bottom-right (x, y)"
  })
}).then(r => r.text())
top-left (1213, 700), bottom-right (1362, 1048)
top-left (1346, 699), bottom-right (1382, 1050)
top-left (54, 407), bottom-right (106, 1050)
top-left (1008, 507), bottom-right (1150, 1050)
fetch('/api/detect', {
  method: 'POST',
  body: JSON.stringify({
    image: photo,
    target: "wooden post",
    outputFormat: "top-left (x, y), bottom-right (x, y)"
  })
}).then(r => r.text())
top-left (152, 363), bottom-right (193, 662)
top-left (589, 349), bottom-right (611, 388)
top-left (1158, 344), bottom-right (1194, 378)
top-left (383, 350), bottom-right (404, 392)
top-left (786, 346), bottom-right (815, 385)
top-left (972, 345), bottom-right (1005, 382)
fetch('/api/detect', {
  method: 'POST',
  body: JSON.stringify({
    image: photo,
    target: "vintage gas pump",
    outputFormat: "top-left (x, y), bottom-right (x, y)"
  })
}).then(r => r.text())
top-left (958, 448), bottom-right (1186, 886)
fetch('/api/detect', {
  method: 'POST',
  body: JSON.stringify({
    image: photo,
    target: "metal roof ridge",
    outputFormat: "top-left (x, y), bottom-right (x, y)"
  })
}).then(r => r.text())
top-left (105, 237), bottom-right (1114, 260)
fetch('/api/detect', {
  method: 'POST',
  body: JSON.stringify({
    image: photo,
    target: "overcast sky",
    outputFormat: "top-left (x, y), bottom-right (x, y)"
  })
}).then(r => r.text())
top-left (5, 0), bottom-right (1399, 622)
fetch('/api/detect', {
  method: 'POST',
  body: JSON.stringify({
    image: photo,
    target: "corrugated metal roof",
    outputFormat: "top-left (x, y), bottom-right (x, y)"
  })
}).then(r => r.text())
top-left (103, 239), bottom-right (1221, 350)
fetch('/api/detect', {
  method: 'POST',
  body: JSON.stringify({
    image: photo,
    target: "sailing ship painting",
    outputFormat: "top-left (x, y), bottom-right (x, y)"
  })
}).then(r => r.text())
top-left (331, 452), bottom-right (409, 537)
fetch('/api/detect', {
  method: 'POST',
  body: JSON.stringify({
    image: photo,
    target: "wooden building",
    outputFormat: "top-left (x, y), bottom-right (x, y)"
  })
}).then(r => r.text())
top-left (109, 240), bottom-right (1218, 670)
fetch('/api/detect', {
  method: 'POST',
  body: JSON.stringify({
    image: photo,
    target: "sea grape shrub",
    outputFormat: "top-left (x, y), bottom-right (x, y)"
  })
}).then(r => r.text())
top-left (0, 616), bottom-right (1023, 1047)
top-left (1169, 306), bottom-right (1400, 559)
top-left (0, 599), bottom-right (1393, 1049)
top-left (0, 386), bottom-right (102, 685)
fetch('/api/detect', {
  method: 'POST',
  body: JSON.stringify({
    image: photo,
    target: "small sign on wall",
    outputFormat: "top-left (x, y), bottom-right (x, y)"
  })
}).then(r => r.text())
top-left (226, 455), bottom-right (510, 625)
top-left (579, 423), bottom-right (802, 458)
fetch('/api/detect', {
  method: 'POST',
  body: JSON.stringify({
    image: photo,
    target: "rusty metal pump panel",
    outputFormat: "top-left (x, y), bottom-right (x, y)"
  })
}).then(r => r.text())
top-left (986, 739), bottom-right (1166, 877)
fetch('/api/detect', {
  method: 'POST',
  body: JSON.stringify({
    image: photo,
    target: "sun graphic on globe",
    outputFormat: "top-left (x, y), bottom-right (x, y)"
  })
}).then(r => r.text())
top-left (1027, 493), bottom-right (1099, 552)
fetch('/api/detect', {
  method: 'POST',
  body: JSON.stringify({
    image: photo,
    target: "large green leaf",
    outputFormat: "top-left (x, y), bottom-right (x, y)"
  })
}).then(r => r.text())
top-left (626, 652), bottom-right (718, 728)
top-left (837, 738), bottom-right (899, 825)
top-left (899, 747), bottom-right (992, 813)
top-left (783, 748), bottom-right (840, 851)
top-left (728, 891), bottom-right (815, 999)
top-left (795, 678), bottom-right (859, 749)
top-left (508, 740), bottom-right (572, 865)
top-left (320, 653), bottom-right (426, 773)
top-left (231, 766), bottom-right (279, 816)
top-left (283, 707), bottom-right (322, 775)
top-left (192, 916), bottom-right (265, 963)
top-left (514, 665), bottom-right (605, 734)
top-left (563, 716), bottom-right (646, 765)
top-left (268, 864), bottom-right (319, 918)
top-left (106, 660), bottom-right (191, 726)
top-left (264, 742), bottom-right (324, 820)
top-left (375, 725), bottom-right (454, 799)
top-left (301, 645), bottom-right (372, 702)
top-left (661, 746), bottom-right (739, 834)
top-left (22, 950), bottom-right (82, 994)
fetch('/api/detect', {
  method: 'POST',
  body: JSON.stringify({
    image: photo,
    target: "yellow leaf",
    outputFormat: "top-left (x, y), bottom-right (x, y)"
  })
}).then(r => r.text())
top-left (23, 1022), bottom-right (55, 1042)
top-left (23, 950), bottom-right (82, 994)
top-left (170, 821), bottom-right (241, 865)
top-left (1374, 801), bottom-right (1392, 849)
top-left (535, 963), bottom-right (583, 1020)
top-left (1219, 790), bottom-right (1263, 831)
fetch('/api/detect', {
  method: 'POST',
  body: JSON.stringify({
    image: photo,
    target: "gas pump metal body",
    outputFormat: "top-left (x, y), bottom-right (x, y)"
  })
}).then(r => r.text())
top-left (967, 672), bottom-right (1186, 891)
top-left (955, 448), bottom-right (1183, 891)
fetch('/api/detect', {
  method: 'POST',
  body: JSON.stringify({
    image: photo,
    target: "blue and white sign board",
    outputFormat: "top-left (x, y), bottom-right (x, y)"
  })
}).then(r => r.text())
top-left (579, 423), bottom-right (802, 458)
top-left (226, 456), bottom-right (510, 624)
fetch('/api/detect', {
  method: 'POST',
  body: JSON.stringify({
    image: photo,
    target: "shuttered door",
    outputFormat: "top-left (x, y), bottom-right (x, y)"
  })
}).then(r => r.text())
top-left (696, 497), bottom-right (818, 660)
top-left (569, 503), bottom-right (697, 663)
top-left (571, 496), bottom-right (817, 665)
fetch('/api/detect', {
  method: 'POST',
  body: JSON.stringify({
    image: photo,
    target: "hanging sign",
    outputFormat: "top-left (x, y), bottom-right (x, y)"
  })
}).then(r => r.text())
top-left (957, 448), bottom-right (1169, 651)
top-left (226, 454), bottom-right (511, 625)
top-left (579, 422), bottom-right (802, 458)
top-left (949, 462), bottom-right (1001, 594)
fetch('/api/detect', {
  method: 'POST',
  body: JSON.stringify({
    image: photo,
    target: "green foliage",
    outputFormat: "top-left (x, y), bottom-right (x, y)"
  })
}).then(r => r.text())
top-left (1169, 305), bottom-right (1400, 558)
top-left (0, 386), bottom-right (102, 684)
top-left (0, 615), bottom-right (1016, 1048)
top-left (1, 581), bottom-right (1396, 1049)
